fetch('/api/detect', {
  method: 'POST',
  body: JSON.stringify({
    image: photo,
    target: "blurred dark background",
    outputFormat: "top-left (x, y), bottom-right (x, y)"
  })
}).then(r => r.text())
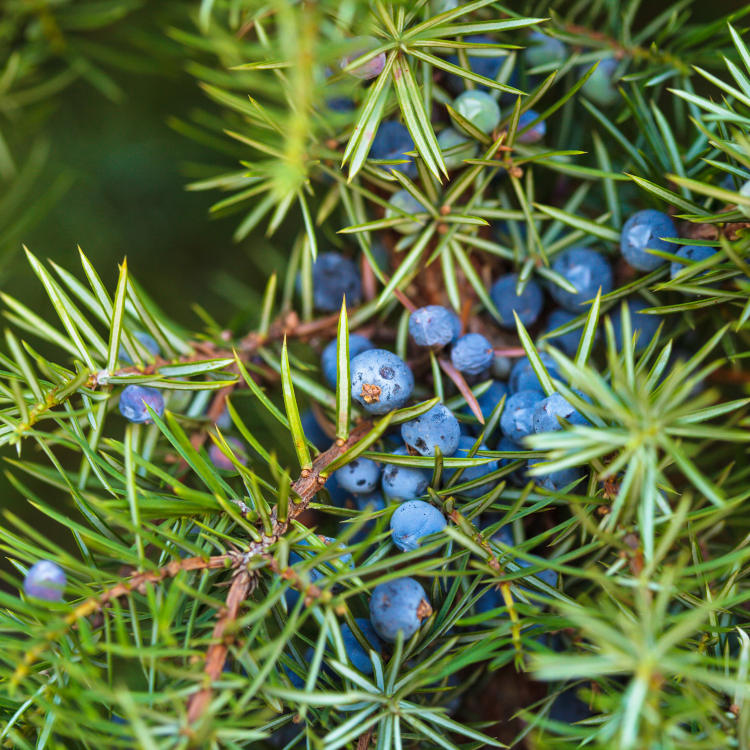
top-left (0, 0), bottom-right (747, 581)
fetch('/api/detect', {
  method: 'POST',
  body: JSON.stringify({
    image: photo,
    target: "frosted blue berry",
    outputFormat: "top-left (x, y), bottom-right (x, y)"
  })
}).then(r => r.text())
top-left (119, 385), bottom-right (164, 424)
top-left (523, 31), bottom-right (566, 69)
top-left (401, 404), bottom-right (460, 457)
top-left (370, 577), bottom-right (432, 642)
top-left (208, 437), bottom-right (246, 471)
top-left (579, 56), bottom-right (620, 107)
top-left (517, 109), bottom-right (546, 143)
top-left (382, 446), bottom-right (431, 502)
top-left (409, 305), bottom-right (461, 348)
top-left (370, 120), bottom-right (417, 177)
top-left (450, 333), bottom-right (494, 376)
top-left (341, 618), bottom-right (383, 674)
top-left (509, 354), bottom-right (562, 394)
top-left (454, 90), bottom-right (501, 134)
top-left (608, 298), bottom-right (663, 352)
top-left (283, 661), bottom-right (306, 689)
top-left (118, 331), bottom-right (160, 365)
top-left (550, 248), bottom-right (613, 311)
top-left (544, 309), bottom-right (600, 358)
top-left (385, 189), bottom-right (427, 235)
top-left (532, 391), bottom-right (590, 434)
top-left (390, 500), bottom-right (447, 552)
top-left (461, 380), bottom-right (509, 434)
top-left (528, 459), bottom-right (584, 492)
top-left (321, 333), bottom-right (375, 388)
top-left (500, 389), bottom-right (545, 442)
top-left (351, 349), bottom-right (414, 415)
top-left (490, 273), bottom-right (545, 329)
top-left (621, 209), bottom-right (677, 272)
top-left (670, 245), bottom-right (719, 282)
top-left (438, 127), bottom-right (478, 170)
top-left (334, 457), bottom-right (381, 494)
top-left (497, 435), bottom-right (529, 485)
top-left (307, 252), bottom-right (362, 311)
top-left (341, 36), bottom-right (385, 80)
top-left (23, 560), bottom-right (66, 602)
top-left (443, 435), bottom-right (499, 498)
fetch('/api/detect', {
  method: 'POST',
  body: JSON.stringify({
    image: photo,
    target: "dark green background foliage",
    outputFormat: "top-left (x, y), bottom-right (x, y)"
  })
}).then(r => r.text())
top-left (4, 0), bottom-right (750, 749)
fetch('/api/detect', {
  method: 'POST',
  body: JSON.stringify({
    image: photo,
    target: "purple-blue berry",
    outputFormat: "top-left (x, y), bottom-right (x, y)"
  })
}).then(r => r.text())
top-left (532, 391), bottom-right (590, 434)
top-left (446, 35), bottom-right (506, 92)
top-left (550, 248), bottom-right (613, 311)
top-left (670, 245), bottom-right (719, 282)
top-left (119, 331), bottom-right (160, 365)
top-left (119, 385), bottom-right (164, 424)
top-left (390, 500), bottom-right (447, 552)
top-left (341, 36), bottom-right (385, 80)
top-left (321, 334), bottom-right (375, 388)
top-left (523, 30), bottom-right (566, 69)
top-left (500, 389), bottom-right (545, 442)
top-left (334, 457), bottom-right (381, 494)
top-left (23, 560), bottom-right (66, 602)
top-left (454, 90), bottom-right (501, 134)
top-left (370, 577), bottom-right (432, 642)
top-left (450, 333), bottom-right (494, 376)
top-left (409, 305), bottom-right (461, 348)
top-left (544, 309), bottom-right (600, 358)
top-left (490, 274), bottom-right (545, 329)
top-left (444, 435), bottom-right (499, 498)
top-left (528, 459), bottom-right (584, 492)
top-left (341, 618), bottom-right (383, 674)
top-left (608, 298), bottom-right (663, 352)
top-left (307, 252), bottom-right (362, 311)
top-left (351, 349), bottom-right (414, 415)
top-left (621, 209), bottom-right (677, 272)
top-left (370, 121), bottom-right (417, 177)
top-left (401, 404), bottom-right (460, 457)
top-left (385, 189), bottom-right (427, 235)
top-left (509, 353), bottom-right (561, 394)
top-left (497, 435), bottom-right (529, 485)
top-left (579, 56), bottom-right (620, 107)
top-left (517, 109), bottom-right (546, 143)
top-left (208, 437), bottom-right (246, 471)
top-left (382, 446), bottom-right (431, 502)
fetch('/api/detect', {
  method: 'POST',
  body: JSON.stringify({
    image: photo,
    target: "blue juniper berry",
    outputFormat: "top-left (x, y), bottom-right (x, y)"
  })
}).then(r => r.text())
top-left (501, 389), bottom-right (545, 442)
top-left (607, 298), bottom-right (663, 352)
top-left (119, 385), bottom-right (164, 424)
top-left (321, 333), bottom-right (375, 388)
top-left (285, 536), bottom-right (354, 608)
top-left (528, 459), bottom-right (585, 492)
top-left (579, 56), bottom-right (620, 107)
top-left (437, 127), bottom-right (478, 170)
top-left (305, 252), bottom-right (362, 311)
top-left (401, 404), bottom-right (461, 457)
top-left (454, 90), bottom-right (501, 134)
top-left (341, 618), bottom-right (384, 674)
top-left (341, 36), bottom-right (385, 79)
top-left (497, 435), bottom-right (529, 485)
top-left (450, 333), bottom-right (494, 376)
top-left (490, 273), bottom-right (545, 329)
top-left (382, 446), bottom-right (432, 502)
top-left (409, 305), bottom-right (461, 348)
top-left (390, 500), bottom-right (447, 552)
top-left (524, 30), bottom-right (566, 68)
top-left (334, 457), bottom-right (381, 494)
top-left (443, 435), bottom-right (499, 498)
top-left (532, 391), bottom-right (591, 434)
top-left (446, 35), bottom-right (507, 93)
top-left (370, 577), bottom-right (432, 642)
top-left (544, 309), bottom-right (600, 358)
top-left (23, 560), bottom-right (66, 602)
top-left (118, 330), bottom-right (160, 365)
top-left (620, 209), bottom-right (677, 272)
top-left (370, 120), bottom-right (417, 177)
top-left (669, 245), bottom-right (719, 283)
top-left (461, 379), bottom-right (508, 437)
top-left (549, 248), bottom-right (613, 311)
top-left (509, 353), bottom-right (561, 394)
top-left (516, 109), bottom-right (546, 143)
top-left (351, 349), bottom-right (414, 415)
top-left (385, 189), bottom-right (427, 235)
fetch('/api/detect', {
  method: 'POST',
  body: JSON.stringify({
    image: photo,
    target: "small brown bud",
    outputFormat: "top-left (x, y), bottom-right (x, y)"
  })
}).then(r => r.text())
top-left (301, 469), bottom-right (311, 478)
top-left (439, 204), bottom-right (451, 216)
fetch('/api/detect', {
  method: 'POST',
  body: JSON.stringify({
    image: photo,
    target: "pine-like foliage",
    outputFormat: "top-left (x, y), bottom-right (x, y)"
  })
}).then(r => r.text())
top-left (2, 1), bottom-right (750, 749)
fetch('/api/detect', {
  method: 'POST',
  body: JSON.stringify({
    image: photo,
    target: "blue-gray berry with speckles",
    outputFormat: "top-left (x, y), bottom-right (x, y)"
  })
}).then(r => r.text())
top-left (550, 248), bottom-right (613, 311)
top-left (382, 446), bottom-right (432, 502)
top-left (305, 252), bottom-right (362, 311)
top-left (443, 435), bottom-right (499, 498)
top-left (461, 380), bottom-right (508, 436)
top-left (23, 560), bottom-right (66, 602)
top-left (351, 349), bottom-right (414, 415)
top-left (321, 334), bottom-right (375, 388)
top-left (370, 577), bottom-right (432, 642)
top-left (409, 305), bottom-right (461, 348)
top-left (450, 333), bottom-right (494, 376)
top-left (341, 618), bottom-right (383, 674)
top-left (621, 210), bottom-right (677, 272)
top-left (285, 536), bottom-right (353, 608)
top-left (497, 435), bottom-right (529, 485)
top-left (334, 457), bottom-right (381, 494)
top-left (370, 120), bottom-right (417, 177)
top-left (401, 404), bottom-right (460, 457)
top-left (390, 500), bottom-right (447, 552)
top-left (670, 244), bottom-right (719, 282)
top-left (490, 273), bottom-right (544, 329)
top-left (532, 391), bottom-right (590, 434)
top-left (509, 353), bottom-right (561, 394)
top-left (544, 309), bottom-right (600, 357)
top-left (500, 389), bottom-right (545, 442)
top-left (528, 459), bottom-right (584, 492)
top-left (119, 385), bottom-right (164, 424)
